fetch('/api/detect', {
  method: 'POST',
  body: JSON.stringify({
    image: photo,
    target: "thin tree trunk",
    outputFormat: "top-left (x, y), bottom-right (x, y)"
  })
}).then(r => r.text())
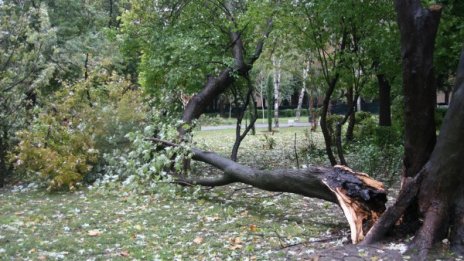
top-left (273, 56), bottom-right (281, 128)
top-left (296, 87), bottom-right (306, 122)
top-left (266, 76), bottom-right (273, 132)
top-left (296, 63), bottom-right (309, 122)
top-left (377, 73), bottom-right (392, 126)
top-left (0, 131), bottom-right (7, 188)
top-left (335, 88), bottom-right (358, 166)
top-left (346, 111), bottom-right (355, 141)
top-left (231, 79), bottom-right (258, 161)
top-left (320, 77), bottom-right (339, 166)
top-left (108, 0), bottom-right (114, 28)
top-left (310, 95), bottom-right (318, 131)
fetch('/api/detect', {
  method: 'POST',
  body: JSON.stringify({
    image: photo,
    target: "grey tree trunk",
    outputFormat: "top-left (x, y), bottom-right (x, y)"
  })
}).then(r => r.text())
top-left (296, 87), bottom-right (306, 122)
top-left (296, 63), bottom-right (309, 122)
top-left (273, 56), bottom-right (281, 128)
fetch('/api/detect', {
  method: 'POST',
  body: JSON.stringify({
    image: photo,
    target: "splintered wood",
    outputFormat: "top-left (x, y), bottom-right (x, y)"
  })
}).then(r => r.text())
top-left (323, 165), bottom-right (387, 243)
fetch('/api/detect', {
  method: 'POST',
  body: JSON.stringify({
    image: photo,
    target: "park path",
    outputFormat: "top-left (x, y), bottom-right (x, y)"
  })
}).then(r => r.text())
top-left (200, 122), bottom-right (311, 131)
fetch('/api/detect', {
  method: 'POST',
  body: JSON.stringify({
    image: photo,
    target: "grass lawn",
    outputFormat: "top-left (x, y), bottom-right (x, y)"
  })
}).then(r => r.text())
top-left (0, 127), bottom-right (417, 260)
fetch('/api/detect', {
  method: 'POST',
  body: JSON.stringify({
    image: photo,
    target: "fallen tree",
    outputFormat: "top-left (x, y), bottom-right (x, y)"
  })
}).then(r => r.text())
top-left (150, 137), bottom-right (387, 244)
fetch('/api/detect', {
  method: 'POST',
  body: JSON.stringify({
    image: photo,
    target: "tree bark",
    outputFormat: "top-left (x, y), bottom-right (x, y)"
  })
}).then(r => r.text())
top-left (395, 0), bottom-right (442, 226)
top-left (309, 95), bottom-right (318, 131)
top-left (377, 73), bottom-right (392, 127)
top-left (181, 16), bottom-right (272, 134)
top-left (231, 79), bottom-right (258, 162)
top-left (296, 87), bottom-right (306, 122)
top-left (346, 110), bottom-right (355, 141)
top-left (335, 88), bottom-right (358, 166)
top-left (0, 130), bottom-right (8, 188)
top-left (150, 138), bottom-right (387, 244)
top-left (272, 56), bottom-right (281, 128)
top-left (320, 77), bottom-right (339, 166)
top-left (412, 49), bottom-right (464, 257)
top-left (296, 63), bottom-right (309, 122)
top-left (364, 49), bottom-right (464, 258)
top-left (266, 75), bottom-right (273, 132)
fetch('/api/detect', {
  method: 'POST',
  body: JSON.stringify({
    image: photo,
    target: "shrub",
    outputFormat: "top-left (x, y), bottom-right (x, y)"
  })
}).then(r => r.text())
top-left (326, 114), bottom-right (344, 143)
top-left (353, 112), bottom-right (377, 140)
top-left (347, 140), bottom-right (402, 184)
top-left (435, 107), bottom-right (448, 131)
top-left (9, 74), bottom-right (150, 191)
top-left (11, 115), bottom-right (98, 191)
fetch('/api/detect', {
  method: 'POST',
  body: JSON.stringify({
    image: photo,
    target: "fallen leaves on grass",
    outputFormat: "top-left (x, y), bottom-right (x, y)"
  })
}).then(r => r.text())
top-left (193, 236), bottom-right (204, 244)
top-left (88, 229), bottom-right (102, 237)
top-left (228, 237), bottom-right (243, 250)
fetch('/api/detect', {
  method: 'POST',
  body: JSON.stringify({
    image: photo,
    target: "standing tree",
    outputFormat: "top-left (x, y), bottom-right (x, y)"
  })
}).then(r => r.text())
top-left (0, 3), bottom-right (56, 187)
top-left (272, 55), bottom-right (282, 128)
top-left (361, 1), bottom-right (464, 258)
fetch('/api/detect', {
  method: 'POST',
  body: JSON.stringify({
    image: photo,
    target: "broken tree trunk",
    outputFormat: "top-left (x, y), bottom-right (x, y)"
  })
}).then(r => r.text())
top-left (150, 138), bottom-right (387, 244)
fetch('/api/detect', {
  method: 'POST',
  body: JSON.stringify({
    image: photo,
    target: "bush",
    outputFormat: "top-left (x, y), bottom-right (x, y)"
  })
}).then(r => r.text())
top-left (353, 112), bottom-right (377, 140)
top-left (326, 114), bottom-right (344, 143)
top-left (347, 140), bottom-right (403, 184)
top-left (435, 107), bottom-right (448, 130)
top-left (11, 115), bottom-right (98, 191)
top-left (9, 74), bottom-right (150, 191)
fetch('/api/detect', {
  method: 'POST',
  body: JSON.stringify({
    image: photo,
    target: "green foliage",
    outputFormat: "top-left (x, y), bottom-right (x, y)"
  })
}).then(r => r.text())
top-left (9, 73), bottom-right (149, 190)
top-left (353, 112), bottom-right (377, 140)
top-left (300, 129), bottom-right (327, 165)
top-left (120, 0), bottom-right (275, 96)
top-left (347, 140), bottom-right (403, 184)
top-left (435, 107), bottom-right (448, 130)
top-left (0, 3), bottom-right (56, 182)
top-left (11, 116), bottom-right (98, 191)
top-left (326, 114), bottom-right (344, 143)
top-left (98, 116), bottom-right (194, 194)
top-left (261, 134), bottom-right (276, 150)
top-left (391, 95), bottom-right (405, 135)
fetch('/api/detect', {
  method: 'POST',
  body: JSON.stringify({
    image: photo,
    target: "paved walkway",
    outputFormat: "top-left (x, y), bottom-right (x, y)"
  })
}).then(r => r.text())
top-left (200, 122), bottom-right (312, 131)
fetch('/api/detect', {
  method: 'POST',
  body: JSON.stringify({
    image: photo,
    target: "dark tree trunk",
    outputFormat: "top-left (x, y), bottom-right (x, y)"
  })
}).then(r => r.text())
top-left (444, 90), bottom-right (450, 104)
top-left (180, 17), bottom-right (272, 135)
top-left (397, 1), bottom-right (441, 178)
top-left (151, 138), bottom-right (387, 244)
top-left (346, 111), bottom-right (355, 142)
top-left (309, 96), bottom-right (318, 131)
top-left (335, 88), bottom-right (358, 166)
top-left (320, 77), bottom-right (339, 166)
top-left (266, 76), bottom-right (273, 132)
top-left (395, 0), bottom-right (441, 226)
top-left (0, 133), bottom-right (7, 188)
top-left (231, 79), bottom-right (258, 162)
top-left (412, 50), bottom-right (464, 256)
top-left (364, 49), bottom-right (464, 258)
top-left (377, 73), bottom-right (392, 127)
